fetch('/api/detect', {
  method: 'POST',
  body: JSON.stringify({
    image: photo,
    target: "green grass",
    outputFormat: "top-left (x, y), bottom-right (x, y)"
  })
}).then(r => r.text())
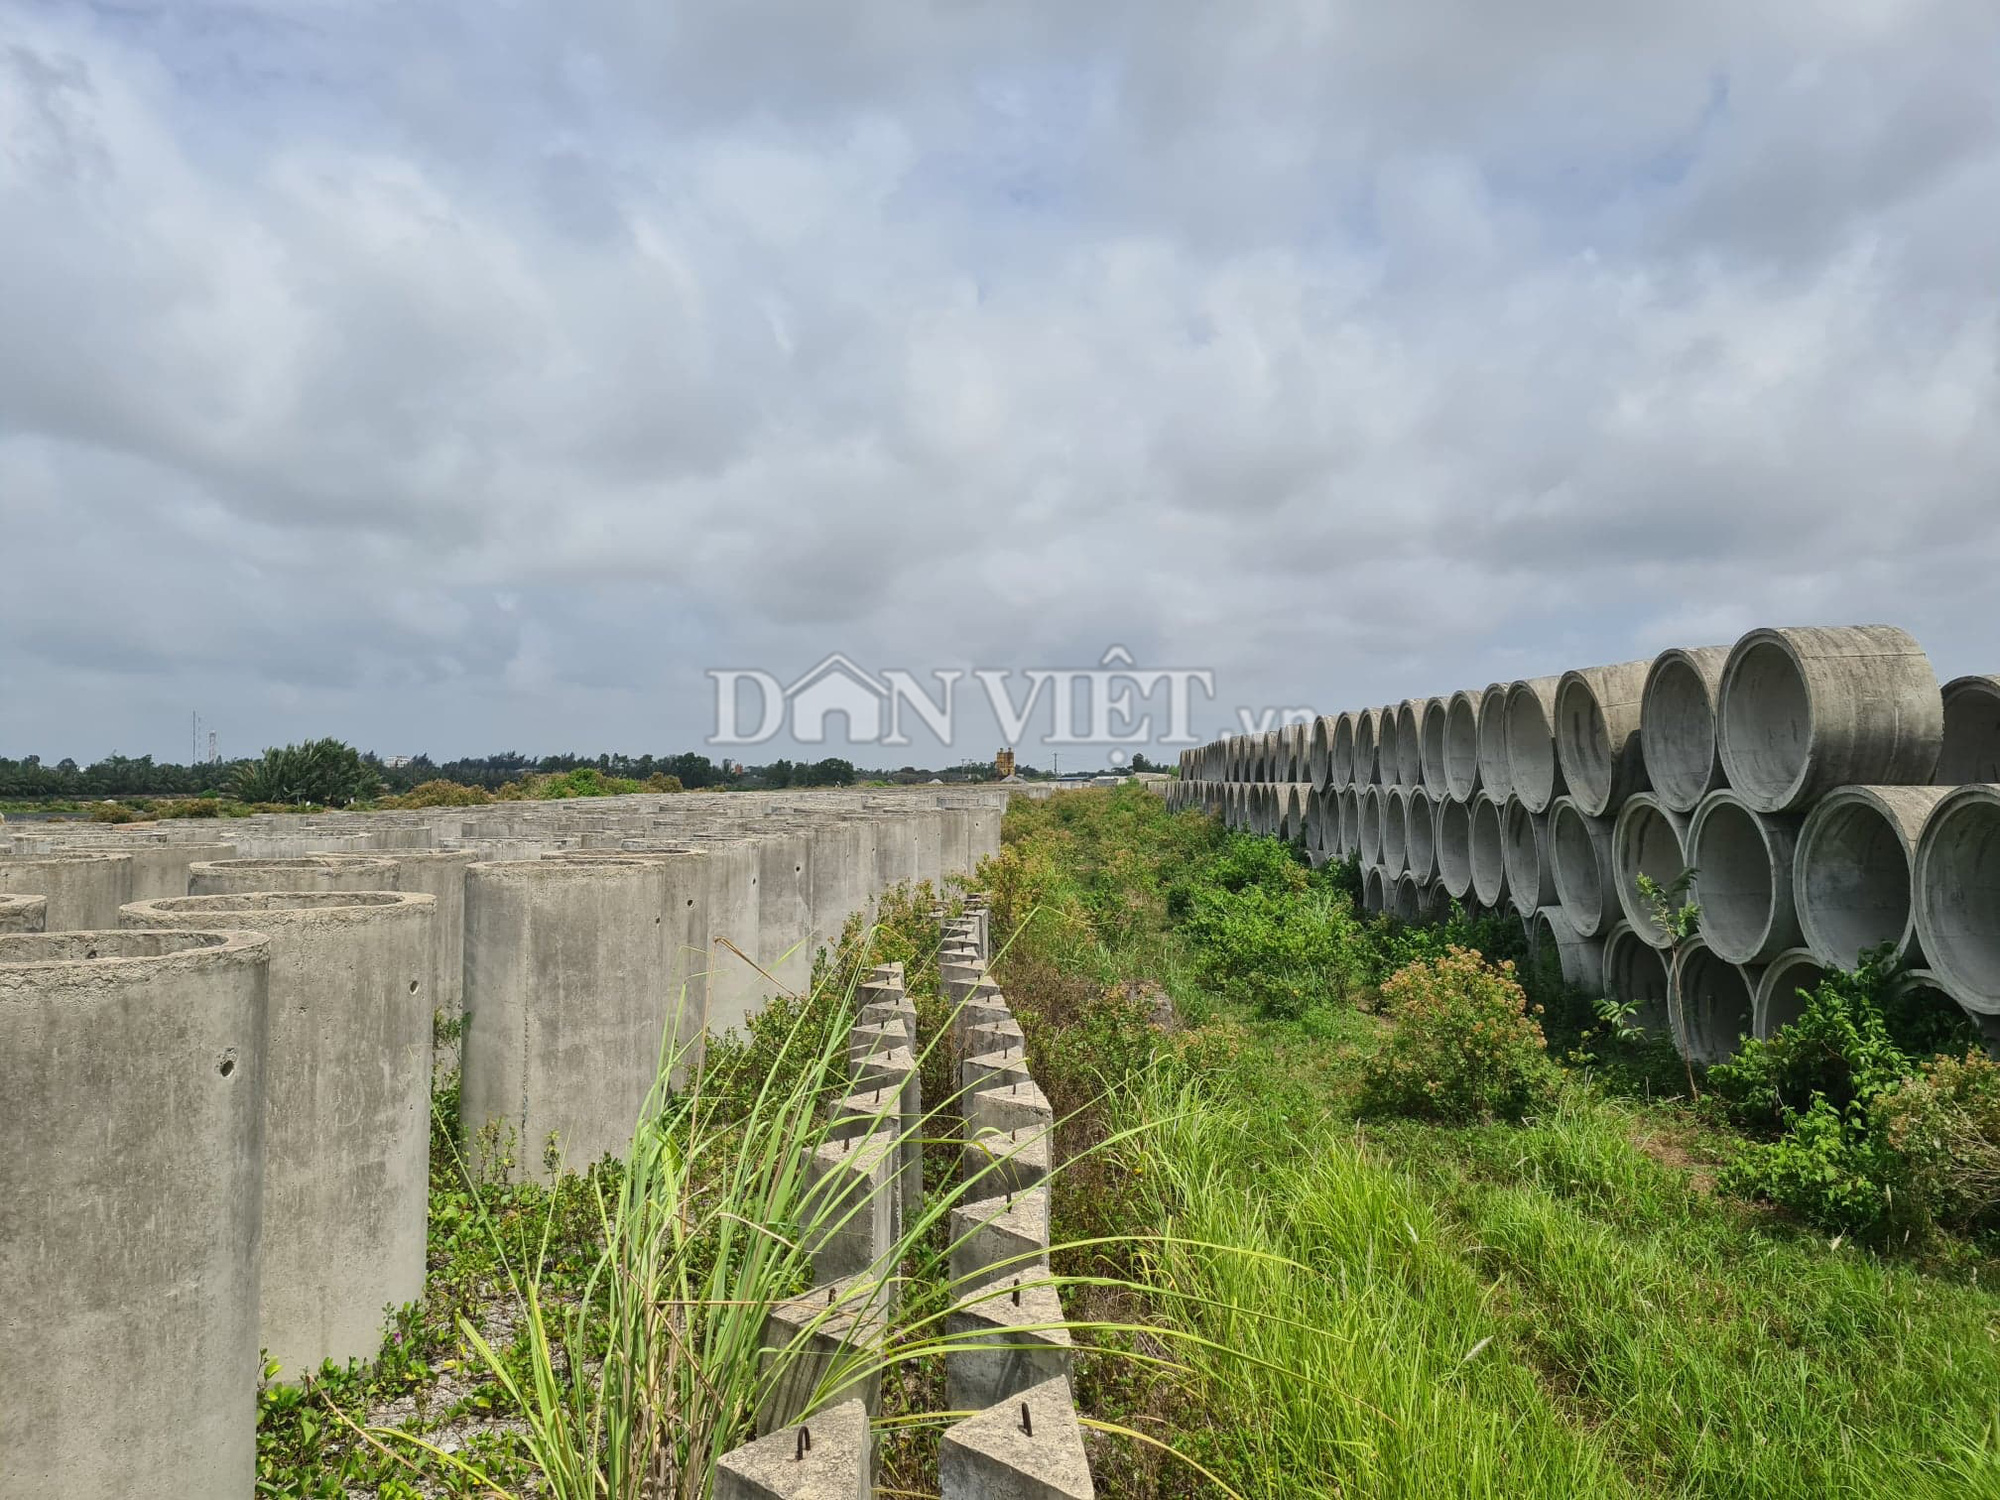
top-left (984, 785), bottom-right (2000, 1499)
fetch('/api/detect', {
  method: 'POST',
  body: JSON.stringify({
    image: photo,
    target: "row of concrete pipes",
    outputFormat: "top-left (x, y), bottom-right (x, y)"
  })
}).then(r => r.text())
top-left (717, 905), bottom-right (1094, 1499)
top-left (1166, 624), bottom-right (2000, 1064)
top-left (0, 788), bottom-right (1011, 1500)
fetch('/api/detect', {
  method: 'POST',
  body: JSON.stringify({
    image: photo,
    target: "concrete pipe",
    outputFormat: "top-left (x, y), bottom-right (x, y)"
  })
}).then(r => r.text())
top-left (1390, 872), bottom-right (1423, 924)
top-left (0, 893), bottom-right (45, 932)
top-left (190, 854), bottom-right (401, 895)
top-left (1504, 677), bottom-right (1567, 814)
top-left (1377, 707), bottom-right (1403, 788)
top-left (1611, 793), bottom-right (1692, 949)
top-left (1755, 948), bottom-right (1828, 1040)
top-left (1352, 709), bottom-right (1379, 787)
top-left (1794, 785), bottom-right (1950, 968)
top-left (1406, 788), bottom-right (1438, 884)
top-left (1419, 698), bottom-right (1450, 793)
top-left (1469, 793), bottom-right (1510, 910)
top-left (1381, 788), bottom-right (1410, 878)
top-left (1717, 625), bottom-right (1943, 814)
top-left (1358, 786), bottom-right (1385, 867)
top-left (1907, 969), bottom-right (2000, 1055)
top-left (1476, 683), bottom-right (1514, 802)
top-left (1262, 729), bottom-right (1284, 784)
top-left (1396, 700), bottom-right (1428, 788)
top-left (70, 840), bottom-right (238, 903)
top-left (1675, 938), bottom-right (1759, 1066)
top-left (1642, 646), bottom-right (1730, 813)
top-left (1500, 797), bottom-right (1556, 918)
top-left (0, 929), bottom-right (270, 1499)
top-left (1530, 905), bottom-right (1605, 994)
top-left (387, 849), bottom-right (480, 1032)
top-left (1436, 797), bottom-right (1473, 899)
top-left (1602, 921), bottom-right (1670, 1037)
top-left (0, 851), bottom-right (134, 931)
top-left (1337, 787), bottom-right (1361, 861)
top-left (1548, 796), bottom-right (1619, 938)
top-left (1938, 676), bottom-right (2000, 784)
top-left (1555, 661), bottom-right (1653, 818)
top-left (1287, 721), bottom-right (1313, 784)
top-left (122, 892), bottom-right (434, 1382)
top-left (1443, 688), bottom-right (1485, 803)
top-left (1331, 712), bottom-right (1358, 788)
top-left (1687, 791), bottom-right (1805, 966)
top-left (1361, 866), bottom-right (1387, 916)
top-left (1913, 784), bottom-right (2000, 1015)
top-left (1308, 715), bottom-right (1339, 790)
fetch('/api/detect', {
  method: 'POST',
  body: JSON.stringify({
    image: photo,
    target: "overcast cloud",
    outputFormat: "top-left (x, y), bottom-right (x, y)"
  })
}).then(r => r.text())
top-left (2, 0), bottom-right (1996, 766)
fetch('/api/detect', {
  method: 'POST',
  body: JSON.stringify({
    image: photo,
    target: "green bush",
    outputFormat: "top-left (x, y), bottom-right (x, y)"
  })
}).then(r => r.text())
top-left (1359, 948), bottom-right (1561, 1123)
top-left (1717, 1096), bottom-right (1910, 1238)
top-left (232, 738), bottom-right (381, 807)
top-left (89, 801), bottom-right (137, 823)
top-left (379, 778), bottom-right (493, 809)
top-left (154, 797), bottom-right (225, 819)
top-left (1181, 881), bottom-right (1363, 1020)
top-left (1875, 1051), bottom-right (2000, 1235)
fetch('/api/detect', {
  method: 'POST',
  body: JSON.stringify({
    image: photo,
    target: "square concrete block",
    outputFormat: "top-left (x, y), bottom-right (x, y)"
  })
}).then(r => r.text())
top-left (806, 1130), bottom-right (898, 1285)
top-left (949, 1184), bottom-right (1050, 1292)
top-left (939, 1376), bottom-right (1094, 1500)
top-left (966, 1016), bottom-right (1026, 1057)
top-left (722, 1396), bottom-right (871, 1499)
top-left (953, 997), bottom-right (1013, 1049)
top-left (961, 1125), bottom-right (1050, 1197)
top-left (963, 1050), bottom-right (1034, 1097)
top-left (945, 1280), bottom-right (1072, 1413)
top-left (858, 995), bottom-right (917, 1050)
top-left (847, 1022), bottom-right (904, 1068)
top-left (969, 1080), bottom-right (1053, 1139)
top-left (757, 1277), bottom-right (889, 1434)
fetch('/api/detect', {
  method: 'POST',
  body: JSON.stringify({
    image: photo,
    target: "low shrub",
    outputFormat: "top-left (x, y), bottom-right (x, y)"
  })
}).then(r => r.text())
top-left (89, 801), bottom-right (137, 823)
top-left (1180, 881), bottom-right (1363, 1020)
top-left (154, 797), bottom-right (225, 819)
top-left (1875, 1051), bottom-right (2000, 1235)
top-left (379, 778), bottom-right (493, 809)
top-left (1359, 948), bottom-right (1560, 1123)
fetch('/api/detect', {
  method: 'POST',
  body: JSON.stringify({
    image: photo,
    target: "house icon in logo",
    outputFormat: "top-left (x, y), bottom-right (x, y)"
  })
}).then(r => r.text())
top-left (786, 653), bottom-right (891, 744)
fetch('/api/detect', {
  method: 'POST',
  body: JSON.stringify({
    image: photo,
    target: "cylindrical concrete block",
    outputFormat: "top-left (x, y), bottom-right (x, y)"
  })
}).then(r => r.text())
top-left (1602, 921), bottom-right (1669, 1037)
top-left (1469, 792), bottom-right (1510, 910)
top-left (1913, 784), bottom-right (2000, 1016)
top-left (1436, 797), bottom-right (1473, 899)
top-left (1395, 700), bottom-right (1426, 788)
top-left (1548, 796), bottom-right (1619, 938)
top-left (1405, 788), bottom-right (1438, 883)
top-left (1419, 698), bottom-right (1450, 794)
top-left (1504, 677), bottom-right (1567, 814)
top-left (122, 891), bottom-right (434, 1380)
top-left (1611, 793), bottom-right (1692, 949)
top-left (384, 849), bottom-right (479, 1029)
top-left (1476, 683), bottom-right (1513, 803)
top-left (0, 851), bottom-right (134, 930)
top-left (1357, 786), bottom-right (1384, 867)
top-left (463, 858), bottom-right (676, 1175)
top-left (1353, 708), bottom-right (1381, 787)
top-left (1642, 646), bottom-right (1730, 812)
top-left (1717, 625), bottom-right (1943, 813)
top-left (1361, 866), bottom-right (1387, 916)
top-left (1381, 788), bottom-right (1410, 878)
top-left (0, 893), bottom-right (46, 932)
top-left (1443, 688), bottom-right (1484, 804)
top-left (1, 930), bottom-right (269, 1500)
top-left (1688, 791), bottom-right (1804, 966)
top-left (1794, 785), bottom-right (1949, 969)
top-left (1531, 905), bottom-right (1605, 993)
top-left (1938, 676), bottom-right (2000, 785)
top-left (1309, 715), bottom-right (1339, 790)
top-left (189, 854), bottom-right (400, 894)
top-left (1500, 797), bottom-right (1555, 918)
top-left (1377, 706), bottom-right (1402, 789)
top-left (1674, 938), bottom-right (1759, 1066)
top-left (1755, 948), bottom-right (1828, 1040)
top-left (1555, 660), bottom-right (1653, 818)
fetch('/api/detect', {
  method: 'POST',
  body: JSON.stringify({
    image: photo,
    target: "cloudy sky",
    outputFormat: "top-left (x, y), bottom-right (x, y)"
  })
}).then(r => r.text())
top-left (3, 0), bottom-right (1997, 768)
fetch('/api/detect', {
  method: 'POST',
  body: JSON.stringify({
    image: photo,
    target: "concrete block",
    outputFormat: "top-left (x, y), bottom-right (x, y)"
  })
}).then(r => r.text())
top-left (384, 849), bottom-right (479, 1031)
top-left (966, 1017), bottom-right (1026, 1057)
top-left (963, 1050), bottom-right (1034, 1097)
top-left (945, 1281), bottom-right (1073, 1413)
top-left (0, 893), bottom-right (45, 932)
top-left (940, 1377), bottom-right (1094, 1500)
top-left (188, 853), bottom-right (399, 894)
top-left (0, 851), bottom-right (134, 930)
top-left (848, 1021), bottom-right (905, 1068)
top-left (758, 1277), bottom-right (890, 1433)
top-left (0, 930), bottom-right (270, 1500)
top-left (123, 892), bottom-right (435, 1379)
top-left (949, 1184), bottom-right (1051, 1292)
top-left (858, 995), bottom-right (918, 1051)
top-left (954, 998), bottom-right (1014, 1050)
top-left (962, 1126), bottom-right (1051, 1197)
top-left (719, 1397), bottom-right (871, 1500)
top-left (968, 1079), bottom-right (1053, 1139)
top-left (806, 1130), bottom-right (899, 1285)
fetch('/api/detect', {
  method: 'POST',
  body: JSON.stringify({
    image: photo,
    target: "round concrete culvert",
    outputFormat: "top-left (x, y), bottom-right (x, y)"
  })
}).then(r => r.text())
top-left (1476, 683), bottom-right (1514, 802)
top-left (1391, 873), bottom-right (1423, 923)
top-left (1331, 712), bottom-right (1357, 788)
top-left (1611, 793), bottom-right (1692, 949)
top-left (1914, 785), bottom-right (2000, 1015)
top-left (1419, 699), bottom-right (1449, 792)
top-left (1504, 677), bottom-right (1566, 814)
top-left (1406, 788), bottom-right (1437, 882)
top-left (1717, 625), bottom-right (1943, 813)
top-left (1500, 797), bottom-right (1555, 917)
top-left (1687, 791), bottom-right (1804, 966)
top-left (1309, 714), bottom-right (1339, 789)
top-left (1354, 708), bottom-right (1380, 787)
top-left (1603, 921), bottom-right (1670, 1037)
top-left (0, 893), bottom-right (45, 933)
top-left (1755, 948), bottom-right (1827, 1040)
top-left (1358, 787), bottom-right (1384, 866)
top-left (1677, 938), bottom-right (1757, 1065)
top-left (1361, 866), bottom-right (1387, 916)
top-left (1381, 789), bottom-right (1410, 878)
top-left (1436, 797), bottom-right (1473, 899)
top-left (1938, 676), bottom-right (2000, 784)
top-left (1548, 796), bottom-right (1618, 938)
top-left (1640, 646), bottom-right (1730, 813)
top-left (1443, 688), bottom-right (1484, 803)
top-left (1531, 904), bottom-right (1605, 993)
top-left (1335, 788), bottom-right (1358, 859)
top-left (1377, 707), bottom-right (1402, 788)
top-left (1470, 793), bottom-right (1510, 908)
top-left (1794, 785), bottom-right (1948, 968)
top-left (1554, 661), bottom-right (1652, 818)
